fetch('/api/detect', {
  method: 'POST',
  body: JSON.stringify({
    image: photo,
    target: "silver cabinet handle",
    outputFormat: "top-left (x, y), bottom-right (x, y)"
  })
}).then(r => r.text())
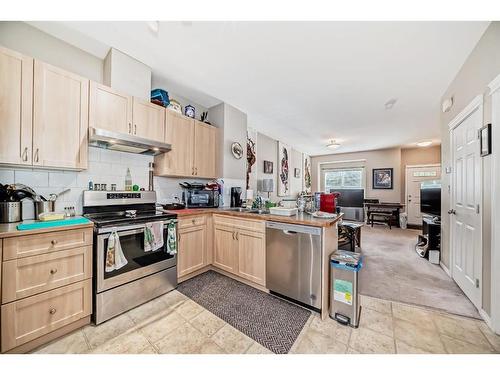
top-left (128, 123), bottom-right (132, 133)
top-left (22, 147), bottom-right (28, 162)
top-left (232, 232), bottom-right (235, 240)
top-left (50, 269), bottom-right (57, 275)
top-left (134, 124), bottom-right (137, 135)
top-left (192, 166), bottom-right (195, 175)
top-left (51, 239), bottom-right (58, 245)
top-left (235, 232), bottom-right (239, 240)
top-left (34, 148), bottom-right (39, 163)
top-left (49, 308), bottom-right (57, 315)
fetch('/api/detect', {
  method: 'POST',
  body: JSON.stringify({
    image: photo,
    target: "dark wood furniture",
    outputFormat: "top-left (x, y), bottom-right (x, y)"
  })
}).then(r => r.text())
top-left (364, 202), bottom-right (404, 228)
top-left (338, 222), bottom-right (363, 251)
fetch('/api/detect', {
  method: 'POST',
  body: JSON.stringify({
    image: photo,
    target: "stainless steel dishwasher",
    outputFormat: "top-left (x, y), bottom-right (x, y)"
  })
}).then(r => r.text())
top-left (266, 221), bottom-right (322, 310)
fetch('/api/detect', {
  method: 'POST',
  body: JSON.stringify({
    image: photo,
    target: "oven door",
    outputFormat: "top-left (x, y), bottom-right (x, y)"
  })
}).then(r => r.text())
top-left (96, 221), bottom-right (177, 293)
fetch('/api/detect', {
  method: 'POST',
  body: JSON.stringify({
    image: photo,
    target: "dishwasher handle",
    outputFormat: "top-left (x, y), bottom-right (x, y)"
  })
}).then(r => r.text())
top-left (266, 221), bottom-right (322, 236)
top-left (283, 230), bottom-right (298, 235)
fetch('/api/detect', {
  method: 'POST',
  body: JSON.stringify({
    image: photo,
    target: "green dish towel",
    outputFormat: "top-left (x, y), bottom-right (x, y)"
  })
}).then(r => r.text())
top-left (167, 221), bottom-right (177, 255)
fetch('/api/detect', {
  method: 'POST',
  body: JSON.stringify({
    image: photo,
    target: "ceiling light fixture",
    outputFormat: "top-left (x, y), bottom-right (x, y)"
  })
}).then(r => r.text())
top-left (146, 21), bottom-right (160, 35)
top-left (417, 141), bottom-right (432, 147)
top-left (385, 98), bottom-right (398, 110)
top-left (327, 140), bottom-right (341, 149)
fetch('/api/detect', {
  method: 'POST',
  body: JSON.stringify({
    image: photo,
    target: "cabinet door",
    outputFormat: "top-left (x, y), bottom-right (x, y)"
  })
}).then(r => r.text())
top-left (193, 120), bottom-right (217, 178)
top-left (0, 46), bottom-right (33, 165)
top-left (177, 225), bottom-right (206, 278)
top-left (213, 225), bottom-right (237, 274)
top-left (154, 110), bottom-right (194, 177)
top-left (89, 82), bottom-right (132, 135)
top-left (237, 230), bottom-right (266, 286)
top-left (33, 60), bottom-right (89, 169)
top-left (132, 98), bottom-right (165, 142)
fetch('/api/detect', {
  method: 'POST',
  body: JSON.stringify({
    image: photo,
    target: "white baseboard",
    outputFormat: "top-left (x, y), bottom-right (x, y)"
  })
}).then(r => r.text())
top-left (440, 261), bottom-right (451, 277)
top-left (479, 308), bottom-right (493, 327)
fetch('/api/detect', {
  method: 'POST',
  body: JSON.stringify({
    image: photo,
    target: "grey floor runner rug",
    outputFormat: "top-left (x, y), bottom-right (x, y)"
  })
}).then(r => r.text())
top-left (177, 270), bottom-right (311, 354)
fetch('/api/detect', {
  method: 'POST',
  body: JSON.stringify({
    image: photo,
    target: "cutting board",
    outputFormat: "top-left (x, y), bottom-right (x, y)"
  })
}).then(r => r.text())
top-left (16, 217), bottom-right (91, 231)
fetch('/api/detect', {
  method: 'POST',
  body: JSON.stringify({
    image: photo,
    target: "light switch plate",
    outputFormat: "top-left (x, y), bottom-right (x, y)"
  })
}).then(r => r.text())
top-left (445, 166), bottom-right (452, 174)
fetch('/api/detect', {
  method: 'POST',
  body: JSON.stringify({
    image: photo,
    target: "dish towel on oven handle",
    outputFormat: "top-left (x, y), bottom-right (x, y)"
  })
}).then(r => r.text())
top-left (144, 221), bottom-right (164, 252)
top-left (105, 229), bottom-right (128, 272)
top-left (166, 221), bottom-right (177, 255)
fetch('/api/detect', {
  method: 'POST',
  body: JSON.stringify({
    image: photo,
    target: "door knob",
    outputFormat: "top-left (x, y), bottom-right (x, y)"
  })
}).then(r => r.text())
top-left (448, 209), bottom-right (456, 215)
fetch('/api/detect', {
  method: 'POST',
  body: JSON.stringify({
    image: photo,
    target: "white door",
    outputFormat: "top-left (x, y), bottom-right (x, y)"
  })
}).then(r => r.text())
top-left (406, 165), bottom-right (441, 225)
top-left (450, 106), bottom-right (482, 308)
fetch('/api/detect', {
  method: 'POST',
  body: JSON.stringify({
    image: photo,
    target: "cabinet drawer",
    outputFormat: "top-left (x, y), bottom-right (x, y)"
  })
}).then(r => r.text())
top-left (213, 214), bottom-right (265, 233)
top-left (2, 228), bottom-right (93, 260)
top-left (2, 246), bottom-right (92, 303)
top-left (1, 279), bottom-right (92, 352)
top-left (178, 215), bottom-right (207, 229)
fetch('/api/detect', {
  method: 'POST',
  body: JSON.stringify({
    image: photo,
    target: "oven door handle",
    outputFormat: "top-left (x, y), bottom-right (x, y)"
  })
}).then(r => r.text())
top-left (97, 220), bottom-right (174, 235)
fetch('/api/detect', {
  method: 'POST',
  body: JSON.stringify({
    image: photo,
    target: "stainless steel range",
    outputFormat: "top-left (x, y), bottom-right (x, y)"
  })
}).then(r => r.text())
top-left (83, 190), bottom-right (177, 324)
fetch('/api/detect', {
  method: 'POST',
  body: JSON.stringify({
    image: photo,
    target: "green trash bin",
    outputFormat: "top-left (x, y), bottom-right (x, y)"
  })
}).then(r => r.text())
top-left (329, 250), bottom-right (363, 328)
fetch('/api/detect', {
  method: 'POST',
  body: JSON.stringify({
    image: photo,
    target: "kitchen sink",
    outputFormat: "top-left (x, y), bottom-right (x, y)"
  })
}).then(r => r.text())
top-left (223, 207), bottom-right (252, 212)
top-left (247, 209), bottom-right (270, 214)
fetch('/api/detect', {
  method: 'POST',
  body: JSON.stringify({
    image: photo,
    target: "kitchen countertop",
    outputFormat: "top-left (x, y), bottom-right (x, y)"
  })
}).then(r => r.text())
top-left (168, 208), bottom-right (343, 228)
top-left (0, 218), bottom-right (94, 239)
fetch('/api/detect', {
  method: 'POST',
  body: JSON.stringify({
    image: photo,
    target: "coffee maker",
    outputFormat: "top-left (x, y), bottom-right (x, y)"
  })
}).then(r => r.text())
top-left (230, 187), bottom-right (243, 207)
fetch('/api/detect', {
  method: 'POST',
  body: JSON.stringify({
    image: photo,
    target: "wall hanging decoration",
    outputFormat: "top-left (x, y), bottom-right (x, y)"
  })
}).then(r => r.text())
top-left (184, 104), bottom-right (195, 118)
top-left (480, 123), bottom-right (492, 156)
top-left (231, 142), bottom-right (243, 159)
top-left (264, 160), bottom-right (273, 174)
top-left (303, 154), bottom-right (312, 194)
top-left (373, 168), bottom-right (393, 189)
top-left (294, 168), bottom-right (301, 178)
top-left (278, 142), bottom-right (291, 196)
top-left (246, 136), bottom-right (256, 189)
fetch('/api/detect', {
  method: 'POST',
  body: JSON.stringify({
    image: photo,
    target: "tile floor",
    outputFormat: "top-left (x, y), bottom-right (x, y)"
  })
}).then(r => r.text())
top-left (33, 291), bottom-right (500, 354)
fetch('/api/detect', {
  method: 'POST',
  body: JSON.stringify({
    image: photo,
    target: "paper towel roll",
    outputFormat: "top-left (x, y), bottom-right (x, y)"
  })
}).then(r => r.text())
top-left (246, 189), bottom-right (254, 200)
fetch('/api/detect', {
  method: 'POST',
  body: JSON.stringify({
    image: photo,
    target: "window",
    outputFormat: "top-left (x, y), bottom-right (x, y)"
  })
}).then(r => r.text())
top-left (323, 168), bottom-right (364, 192)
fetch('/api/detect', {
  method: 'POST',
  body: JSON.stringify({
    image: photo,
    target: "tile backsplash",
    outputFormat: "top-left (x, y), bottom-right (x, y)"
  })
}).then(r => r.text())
top-left (0, 147), bottom-right (212, 220)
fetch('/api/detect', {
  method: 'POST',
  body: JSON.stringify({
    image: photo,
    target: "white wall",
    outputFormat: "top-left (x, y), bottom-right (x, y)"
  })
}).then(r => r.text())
top-left (0, 22), bottom-right (103, 83)
top-left (311, 147), bottom-right (402, 203)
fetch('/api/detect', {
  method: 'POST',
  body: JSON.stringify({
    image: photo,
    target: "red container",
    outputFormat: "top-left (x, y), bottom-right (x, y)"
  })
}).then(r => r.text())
top-left (320, 193), bottom-right (340, 213)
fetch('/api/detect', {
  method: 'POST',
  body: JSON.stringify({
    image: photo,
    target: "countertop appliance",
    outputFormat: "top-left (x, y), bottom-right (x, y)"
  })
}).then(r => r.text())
top-left (180, 182), bottom-right (219, 208)
top-left (83, 190), bottom-right (177, 324)
top-left (266, 221), bottom-right (322, 310)
top-left (230, 187), bottom-right (242, 207)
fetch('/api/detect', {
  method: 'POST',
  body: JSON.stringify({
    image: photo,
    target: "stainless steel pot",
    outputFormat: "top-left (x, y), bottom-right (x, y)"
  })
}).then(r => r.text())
top-left (34, 201), bottom-right (55, 219)
top-left (0, 202), bottom-right (22, 223)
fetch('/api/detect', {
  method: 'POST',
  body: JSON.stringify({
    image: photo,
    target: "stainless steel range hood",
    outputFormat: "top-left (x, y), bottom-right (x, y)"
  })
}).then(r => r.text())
top-left (89, 127), bottom-right (171, 156)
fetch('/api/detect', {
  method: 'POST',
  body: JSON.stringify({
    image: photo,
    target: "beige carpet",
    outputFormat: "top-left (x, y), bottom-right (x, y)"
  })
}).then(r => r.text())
top-left (357, 225), bottom-right (480, 319)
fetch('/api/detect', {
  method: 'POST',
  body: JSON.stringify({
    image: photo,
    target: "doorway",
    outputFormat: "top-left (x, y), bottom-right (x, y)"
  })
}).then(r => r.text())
top-left (405, 164), bottom-right (442, 226)
top-left (449, 97), bottom-right (483, 310)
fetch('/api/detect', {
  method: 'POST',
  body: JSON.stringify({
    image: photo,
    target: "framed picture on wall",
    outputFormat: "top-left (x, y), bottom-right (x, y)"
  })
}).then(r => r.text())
top-left (480, 123), bottom-right (492, 157)
top-left (373, 168), bottom-right (393, 189)
top-left (263, 160), bottom-right (273, 174)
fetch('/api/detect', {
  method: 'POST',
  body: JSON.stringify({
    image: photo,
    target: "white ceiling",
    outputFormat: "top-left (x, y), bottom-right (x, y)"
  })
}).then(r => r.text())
top-left (29, 21), bottom-right (489, 156)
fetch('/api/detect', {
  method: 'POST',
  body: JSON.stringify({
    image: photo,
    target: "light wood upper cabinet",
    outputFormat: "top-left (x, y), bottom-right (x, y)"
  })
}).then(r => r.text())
top-left (89, 82), bottom-right (132, 135)
top-left (155, 110), bottom-right (194, 177)
top-left (0, 46), bottom-right (33, 166)
top-left (177, 224), bottom-right (207, 278)
top-left (155, 112), bottom-right (218, 178)
top-left (194, 120), bottom-right (217, 178)
top-left (132, 98), bottom-right (165, 142)
top-left (33, 60), bottom-right (89, 170)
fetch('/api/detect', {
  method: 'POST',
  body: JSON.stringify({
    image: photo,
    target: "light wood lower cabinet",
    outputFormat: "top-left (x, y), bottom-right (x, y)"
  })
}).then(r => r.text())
top-left (2, 246), bottom-right (92, 303)
top-left (177, 224), bottom-right (207, 278)
top-left (236, 229), bottom-right (266, 285)
top-left (213, 218), bottom-right (266, 286)
top-left (0, 226), bottom-right (93, 353)
top-left (213, 225), bottom-right (238, 274)
top-left (1, 279), bottom-right (92, 352)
